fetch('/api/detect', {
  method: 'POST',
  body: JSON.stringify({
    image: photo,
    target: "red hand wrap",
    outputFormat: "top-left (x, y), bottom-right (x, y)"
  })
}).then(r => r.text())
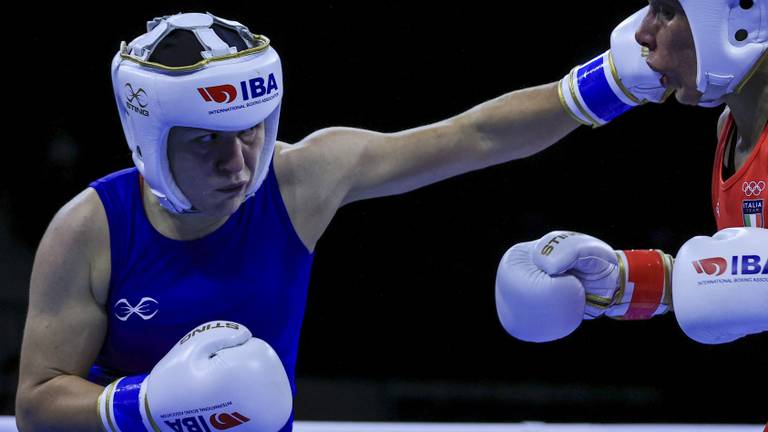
top-left (616, 250), bottom-right (671, 320)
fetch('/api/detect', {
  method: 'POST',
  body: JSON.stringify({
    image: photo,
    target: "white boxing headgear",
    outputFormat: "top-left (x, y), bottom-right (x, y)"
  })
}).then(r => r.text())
top-left (679, 0), bottom-right (768, 107)
top-left (111, 12), bottom-right (283, 214)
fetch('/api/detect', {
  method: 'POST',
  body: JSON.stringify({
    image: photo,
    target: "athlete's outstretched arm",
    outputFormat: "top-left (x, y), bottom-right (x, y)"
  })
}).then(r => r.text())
top-left (278, 7), bottom-right (664, 207)
top-left (279, 82), bottom-right (578, 208)
top-left (338, 82), bottom-right (577, 203)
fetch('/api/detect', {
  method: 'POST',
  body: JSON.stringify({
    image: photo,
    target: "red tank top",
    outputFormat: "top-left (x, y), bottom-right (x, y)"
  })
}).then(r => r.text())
top-left (711, 114), bottom-right (768, 230)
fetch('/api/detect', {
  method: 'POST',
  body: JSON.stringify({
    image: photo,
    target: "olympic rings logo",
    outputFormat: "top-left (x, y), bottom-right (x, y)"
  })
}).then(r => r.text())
top-left (742, 180), bottom-right (766, 197)
top-left (114, 297), bottom-right (159, 321)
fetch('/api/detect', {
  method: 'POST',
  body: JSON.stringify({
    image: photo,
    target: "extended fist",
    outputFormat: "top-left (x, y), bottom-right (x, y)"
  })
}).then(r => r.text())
top-left (496, 231), bottom-right (672, 342)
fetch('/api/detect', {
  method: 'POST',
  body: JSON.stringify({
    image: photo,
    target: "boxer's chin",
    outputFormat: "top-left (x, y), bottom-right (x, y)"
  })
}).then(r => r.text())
top-left (674, 87), bottom-right (704, 106)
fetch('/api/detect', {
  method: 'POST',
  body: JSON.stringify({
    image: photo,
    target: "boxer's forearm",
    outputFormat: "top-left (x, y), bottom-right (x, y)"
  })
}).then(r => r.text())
top-left (16, 374), bottom-right (103, 432)
top-left (337, 82), bottom-right (582, 204)
top-left (456, 82), bottom-right (581, 168)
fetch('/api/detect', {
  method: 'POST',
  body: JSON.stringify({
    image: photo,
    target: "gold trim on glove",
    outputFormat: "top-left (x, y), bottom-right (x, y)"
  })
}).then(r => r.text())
top-left (607, 51), bottom-right (644, 105)
top-left (145, 391), bottom-right (161, 432)
top-left (558, 79), bottom-right (592, 127)
top-left (104, 378), bottom-right (121, 432)
top-left (567, 67), bottom-right (602, 127)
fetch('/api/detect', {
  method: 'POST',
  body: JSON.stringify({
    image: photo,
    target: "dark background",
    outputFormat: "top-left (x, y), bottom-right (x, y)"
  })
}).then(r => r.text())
top-left (4, 0), bottom-right (766, 424)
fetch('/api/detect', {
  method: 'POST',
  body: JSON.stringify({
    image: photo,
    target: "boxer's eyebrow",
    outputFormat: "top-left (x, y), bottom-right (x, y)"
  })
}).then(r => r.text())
top-left (652, 0), bottom-right (682, 10)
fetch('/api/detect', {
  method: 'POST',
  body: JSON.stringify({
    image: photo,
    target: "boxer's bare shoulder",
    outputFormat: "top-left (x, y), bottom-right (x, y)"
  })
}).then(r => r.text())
top-left (34, 187), bottom-right (110, 308)
top-left (35, 188), bottom-right (108, 310)
top-left (272, 134), bottom-right (366, 252)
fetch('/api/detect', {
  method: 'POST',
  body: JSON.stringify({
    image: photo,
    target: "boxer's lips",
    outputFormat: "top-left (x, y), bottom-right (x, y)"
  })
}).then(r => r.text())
top-left (217, 182), bottom-right (247, 194)
top-left (646, 61), bottom-right (670, 87)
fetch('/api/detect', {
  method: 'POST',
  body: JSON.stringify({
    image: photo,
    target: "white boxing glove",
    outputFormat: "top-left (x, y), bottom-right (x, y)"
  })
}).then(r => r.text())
top-left (495, 231), bottom-right (674, 343)
top-left (673, 227), bottom-right (768, 344)
top-left (495, 241), bottom-right (586, 342)
top-left (559, 6), bottom-right (672, 127)
top-left (98, 321), bottom-right (292, 432)
top-left (533, 231), bottom-right (673, 321)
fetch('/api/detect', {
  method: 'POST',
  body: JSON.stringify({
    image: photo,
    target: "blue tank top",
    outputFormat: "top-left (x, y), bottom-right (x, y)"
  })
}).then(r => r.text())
top-left (87, 163), bottom-right (313, 431)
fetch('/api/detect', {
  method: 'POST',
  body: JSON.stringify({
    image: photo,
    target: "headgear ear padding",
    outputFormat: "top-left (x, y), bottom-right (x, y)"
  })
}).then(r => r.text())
top-left (112, 12), bottom-right (283, 214)
top-left (678, 0), bottom-right (768, 107)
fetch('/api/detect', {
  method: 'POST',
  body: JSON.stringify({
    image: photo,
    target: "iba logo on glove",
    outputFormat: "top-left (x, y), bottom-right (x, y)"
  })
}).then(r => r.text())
top-left (163, 411), bottom-right (250, 431)
top-left (692, 255), bottom-right (768, 277)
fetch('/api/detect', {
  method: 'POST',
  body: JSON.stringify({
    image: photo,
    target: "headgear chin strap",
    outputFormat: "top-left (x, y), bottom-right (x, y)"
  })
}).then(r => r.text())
top-left (679, 0), bottom-right (768, 107)
top-left (111, 12), bottom-right (283, 214)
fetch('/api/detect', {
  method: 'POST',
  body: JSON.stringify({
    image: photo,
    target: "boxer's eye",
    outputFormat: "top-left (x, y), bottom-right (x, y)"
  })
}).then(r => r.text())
top-left (238, 124), bottom-right (263, 143)
top-left (240, 127), bottom-right (257, 137)
top-left (194, 133), bottom-right (217, 144)
top-left (658, 5), bottom-right (675, 20)
top-left (650, 2), bottom-right (676, 21)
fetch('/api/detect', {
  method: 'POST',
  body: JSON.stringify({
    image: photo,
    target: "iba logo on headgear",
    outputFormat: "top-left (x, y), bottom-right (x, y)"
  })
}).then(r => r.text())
top-left (197, 73), bottom-right (279, 104)
top-left (692, 255), bottom-right (768, 277)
